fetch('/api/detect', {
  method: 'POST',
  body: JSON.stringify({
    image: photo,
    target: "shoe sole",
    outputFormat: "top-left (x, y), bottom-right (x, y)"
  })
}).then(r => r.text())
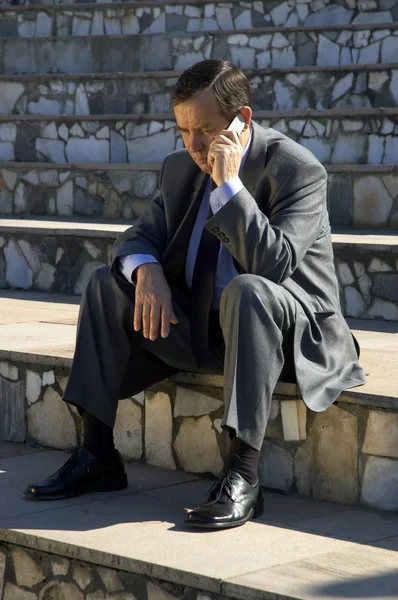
top-left (186, 495), bottom-right (264, 530)
top-left (23, 473), bottom-right (128, 501)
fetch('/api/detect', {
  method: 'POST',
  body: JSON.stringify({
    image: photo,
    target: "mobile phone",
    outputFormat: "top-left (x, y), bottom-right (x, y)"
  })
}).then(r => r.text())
top-left (227, 114), bottom-right (245, 137)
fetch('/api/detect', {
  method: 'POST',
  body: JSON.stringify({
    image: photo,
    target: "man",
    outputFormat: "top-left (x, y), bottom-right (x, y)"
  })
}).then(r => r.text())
top-left (25, 60), bottom-right (366, 529)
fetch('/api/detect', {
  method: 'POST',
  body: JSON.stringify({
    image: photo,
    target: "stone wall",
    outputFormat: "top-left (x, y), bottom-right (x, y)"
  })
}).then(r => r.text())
top-left (1, 112), bottom-right (397, 164)
top-left (1, 66), bottom-right (397, 116)
top-left (1, 166), bottom-right (397, 229)
top-left (1, 227), bottom-right (398, 320)
top-left (0, 542), bottom-right (219, 600)
top-left (1, 25), bottom-right (398, 75)
top-left (1, 358), bottom-right (398, 511)
top-left (1, 0), bottom-right (397, 29)
top-left (0, 166), bottom-right (159, 220)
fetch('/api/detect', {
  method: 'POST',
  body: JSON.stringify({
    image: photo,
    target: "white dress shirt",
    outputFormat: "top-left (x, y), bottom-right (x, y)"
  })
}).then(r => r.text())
top-left (119, 132), bottom-right (251, 310)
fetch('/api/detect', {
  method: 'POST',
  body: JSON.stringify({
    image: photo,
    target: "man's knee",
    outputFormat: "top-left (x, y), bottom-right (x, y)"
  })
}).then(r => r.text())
top-left (221, 274), bottom-right (278, 306)
top-left (85, 266), bottom-right (114, 296)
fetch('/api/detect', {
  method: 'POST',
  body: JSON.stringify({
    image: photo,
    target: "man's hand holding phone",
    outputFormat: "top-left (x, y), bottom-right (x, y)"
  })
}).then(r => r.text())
top-left (207, 115), bottom-right (246, 187)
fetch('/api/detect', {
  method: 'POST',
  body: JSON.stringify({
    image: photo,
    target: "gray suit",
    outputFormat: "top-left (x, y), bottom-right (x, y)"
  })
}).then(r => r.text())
top-left (63, 122), bottom-right (366, 450)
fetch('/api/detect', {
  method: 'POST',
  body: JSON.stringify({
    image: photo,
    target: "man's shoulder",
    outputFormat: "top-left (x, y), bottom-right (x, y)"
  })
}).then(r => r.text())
top-left (253, 122), bottom-right (326, 172)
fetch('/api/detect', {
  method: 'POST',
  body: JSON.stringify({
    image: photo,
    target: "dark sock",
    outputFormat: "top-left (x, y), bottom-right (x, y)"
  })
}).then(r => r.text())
top-left (81, 410), bottom-right (115, 458)
top-left (225, 437), bottom-right (260, 485)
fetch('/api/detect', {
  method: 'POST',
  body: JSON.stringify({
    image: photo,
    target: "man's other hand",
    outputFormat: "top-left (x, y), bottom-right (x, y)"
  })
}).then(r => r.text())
top-left (134, 263), bottom-right (179, 340)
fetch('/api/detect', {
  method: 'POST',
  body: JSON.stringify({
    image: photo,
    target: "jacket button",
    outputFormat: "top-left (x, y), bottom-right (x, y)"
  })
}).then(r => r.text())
top-left (213, 226), bottom-right (220, 233)
top-left (224, 237), bottom-right (230, 243)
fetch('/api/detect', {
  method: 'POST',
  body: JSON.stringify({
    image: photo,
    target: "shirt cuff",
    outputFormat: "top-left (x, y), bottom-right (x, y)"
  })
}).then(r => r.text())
top-left (209, 177), bottom-right (244, 214)
top-left (119, 254), bottom-right (158, 283)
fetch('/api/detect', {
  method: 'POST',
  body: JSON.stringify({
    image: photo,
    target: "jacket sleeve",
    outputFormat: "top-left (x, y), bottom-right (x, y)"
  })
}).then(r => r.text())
top-left (111, 159), bottom-right (168, 266)
top-left (205, 150), bottom-right (328, 284)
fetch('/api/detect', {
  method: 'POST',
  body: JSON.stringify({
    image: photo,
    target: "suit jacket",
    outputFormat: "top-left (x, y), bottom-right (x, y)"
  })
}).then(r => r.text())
top-left (111, 122), bottom-right (366, 412)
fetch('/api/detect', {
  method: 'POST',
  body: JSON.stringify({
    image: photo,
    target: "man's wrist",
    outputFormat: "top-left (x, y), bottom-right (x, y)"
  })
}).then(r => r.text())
top-left (135, 262), bottom-right (162, 278)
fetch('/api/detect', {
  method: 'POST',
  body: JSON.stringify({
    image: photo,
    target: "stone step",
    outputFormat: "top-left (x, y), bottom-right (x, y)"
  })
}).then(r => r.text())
top-left (0, 109), bottom-right (397, 165)
top-left (0, 163), bottom-right (397, 231)
top-left (1, 63), bottom-right (398, 116)
top-left (2, 24), bottom-right (398, 75)
top-left (1, 289), bottom-right (398, 514)
top-left (0, 219), bottom-right (398, 321)
top-left (1, 450), bottom-right (398, 600)
top-left (1, 0), bottom-right (396, 37)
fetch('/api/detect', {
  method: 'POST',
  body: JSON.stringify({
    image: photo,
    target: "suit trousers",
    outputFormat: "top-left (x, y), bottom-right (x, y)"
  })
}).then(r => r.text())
top-left (63, 267), bottom-right (298, 452)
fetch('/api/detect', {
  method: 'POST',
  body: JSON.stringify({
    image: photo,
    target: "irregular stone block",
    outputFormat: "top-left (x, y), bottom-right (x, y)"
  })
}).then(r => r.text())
top-left (42, 370), bottom-right (55, 386)
top-left (362, 411), bottom-right (398, 459)
top-left (365, 298), bottom-right (398, 320)
top-left (369, 258), bottom-right (392, 272)
top-left (259, 441), bottom-right (293, 492)
top-left (0, 82), bottom-right (24, 114)
top-left (174, 415), bottom-right (223, 475)
top-left (361, 456), bottom-right (398, 511)
top-left (39, 582), bottom-right (83, 600)
top-left (281, 400), bottom-right (307, 441)
top-left (0, 376), bottom-right (25, 442)
top-left (65, 137), bottom-right (109, 163)
top-left (51, 557), bottom-right (69, 576)
top-left (353, 175), bottom-right (393, 227)
top-left (75, 261), bottom-right (105, 295)
top-left (26, 370), bottom-right (41, 405)
top-left (145, 391), bottom-right (175, 470)
top-left (4, 583), bottom-right (35, 600)
top-left (73, 566), bottom-right (92, 591)
top-left (127, 130), bottom-right (174, 163)
top-left (12, 548), bottom-right (45, 588)
top-left (174, 387), bottom-right (222, 417)
top-left (35, 138), bottom-right (66, 163)
top-left (372, 274), bottom-right (398, 303)
top-left (0, 361), bottom-right (18, 381)
top-left (147, 581), bottom-right (178, 600)
top-left (337, 262), bottom-right (355, 286)
top-left (5, 239), bottom-right (33, 289)
top-left (56, 179), bottom-right (73, 216)
top-left (294, 404), bottom-right (358, 504)
top-left (345, 286), bottom-right (367, 317)
top-left (27, 386), bottom-right (77, 450)
top-left (98, 567), bottom-right (124, 593)
top-left (0, 142), bottom-right (14, 161)
top-left (114, 399), bottom-right (142, 460)
top-left (0, 169), bottom-right (17, 191)
top-left (331, 134), bottom-right (367, 164)
top-left (18, 240), bottom-right (41, 276)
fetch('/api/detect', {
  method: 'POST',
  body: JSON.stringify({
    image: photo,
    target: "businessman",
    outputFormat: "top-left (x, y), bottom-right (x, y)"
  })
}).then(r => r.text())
top-left (25, 60), bottom-right (366, 529)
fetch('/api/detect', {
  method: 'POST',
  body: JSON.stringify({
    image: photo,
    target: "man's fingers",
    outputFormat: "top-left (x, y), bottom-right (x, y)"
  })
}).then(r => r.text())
top-left (170, 308), bottom-right (179, 325)
top-left (142, 300), bottom-right (151, 338)
top-left (149, 300), bottom-right (161, 341)
top-left (134, 300), bottom-right (143, 332)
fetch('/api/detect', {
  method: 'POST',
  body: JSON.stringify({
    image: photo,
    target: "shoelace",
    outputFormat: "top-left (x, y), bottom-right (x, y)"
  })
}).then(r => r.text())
top-left (206, 469), bottom-right (238, 504)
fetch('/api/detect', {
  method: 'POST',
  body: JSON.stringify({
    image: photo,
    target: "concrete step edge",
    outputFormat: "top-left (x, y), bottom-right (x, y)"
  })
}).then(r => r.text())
top-left (1, 162), bottom-right (397, 173)
top-left (1, 21), bottom-right (398, 39)
top-left (1, 218), bottom-right (398, 247)
top-left (1, 63), bottom-right (397, 82)
top-left (1, 108), bottom-right (398, 121)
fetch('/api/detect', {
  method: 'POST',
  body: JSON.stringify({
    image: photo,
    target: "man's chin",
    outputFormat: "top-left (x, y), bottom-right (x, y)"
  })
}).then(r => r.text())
top-left (195, 159), bottom-right (211, 174)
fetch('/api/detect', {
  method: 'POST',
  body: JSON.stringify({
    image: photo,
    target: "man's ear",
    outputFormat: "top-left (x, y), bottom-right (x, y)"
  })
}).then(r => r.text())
top-left (239, 106), bottom-right (252, 131)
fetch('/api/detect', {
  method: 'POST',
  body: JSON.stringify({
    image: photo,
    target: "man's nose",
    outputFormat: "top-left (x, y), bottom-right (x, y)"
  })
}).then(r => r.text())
top-left (189, 134), bottom-right (204, 153)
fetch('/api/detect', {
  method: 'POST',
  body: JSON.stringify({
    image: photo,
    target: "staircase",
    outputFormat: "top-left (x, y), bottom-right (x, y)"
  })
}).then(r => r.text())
top-left (1, 1), bottom-right (398, 598)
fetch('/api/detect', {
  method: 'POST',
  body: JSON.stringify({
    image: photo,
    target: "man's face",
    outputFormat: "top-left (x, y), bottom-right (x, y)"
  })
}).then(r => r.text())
top-left (174, 89), bottom-right (230, 174)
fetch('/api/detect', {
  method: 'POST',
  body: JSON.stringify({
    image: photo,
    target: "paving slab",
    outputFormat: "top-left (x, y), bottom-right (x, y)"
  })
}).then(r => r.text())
top-left (1, 450), bottom-right (398, 599)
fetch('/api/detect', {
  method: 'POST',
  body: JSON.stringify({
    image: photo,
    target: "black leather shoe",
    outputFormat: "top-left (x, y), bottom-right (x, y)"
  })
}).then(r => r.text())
top-left (186, 469), bottom-right (264, 529)
top-left (24, 447), bottom-right (128, 501)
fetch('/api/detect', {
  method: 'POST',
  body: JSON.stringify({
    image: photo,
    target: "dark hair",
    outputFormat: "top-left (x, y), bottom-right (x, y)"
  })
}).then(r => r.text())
top-left (170, 60), bottom-right (251, 120)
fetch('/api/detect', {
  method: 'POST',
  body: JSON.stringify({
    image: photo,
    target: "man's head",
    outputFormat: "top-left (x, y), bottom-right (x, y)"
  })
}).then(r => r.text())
top-left (171, 60), bottom-right (252, 173)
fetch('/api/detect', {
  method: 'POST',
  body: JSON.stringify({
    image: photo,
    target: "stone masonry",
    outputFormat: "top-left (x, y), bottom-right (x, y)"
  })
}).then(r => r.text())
top-left (1, 166), bottom-right (397, 229)
top-left (1, 25), bottom-right (398, 75)
top-left (1, 65), bottom-right (397, 116)
top-left (0, 541), bottom-right (224, 600)
top-left (1, 112), bottom-right (398, 164)
top-left (1, 357), bottom-right (398, 511)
